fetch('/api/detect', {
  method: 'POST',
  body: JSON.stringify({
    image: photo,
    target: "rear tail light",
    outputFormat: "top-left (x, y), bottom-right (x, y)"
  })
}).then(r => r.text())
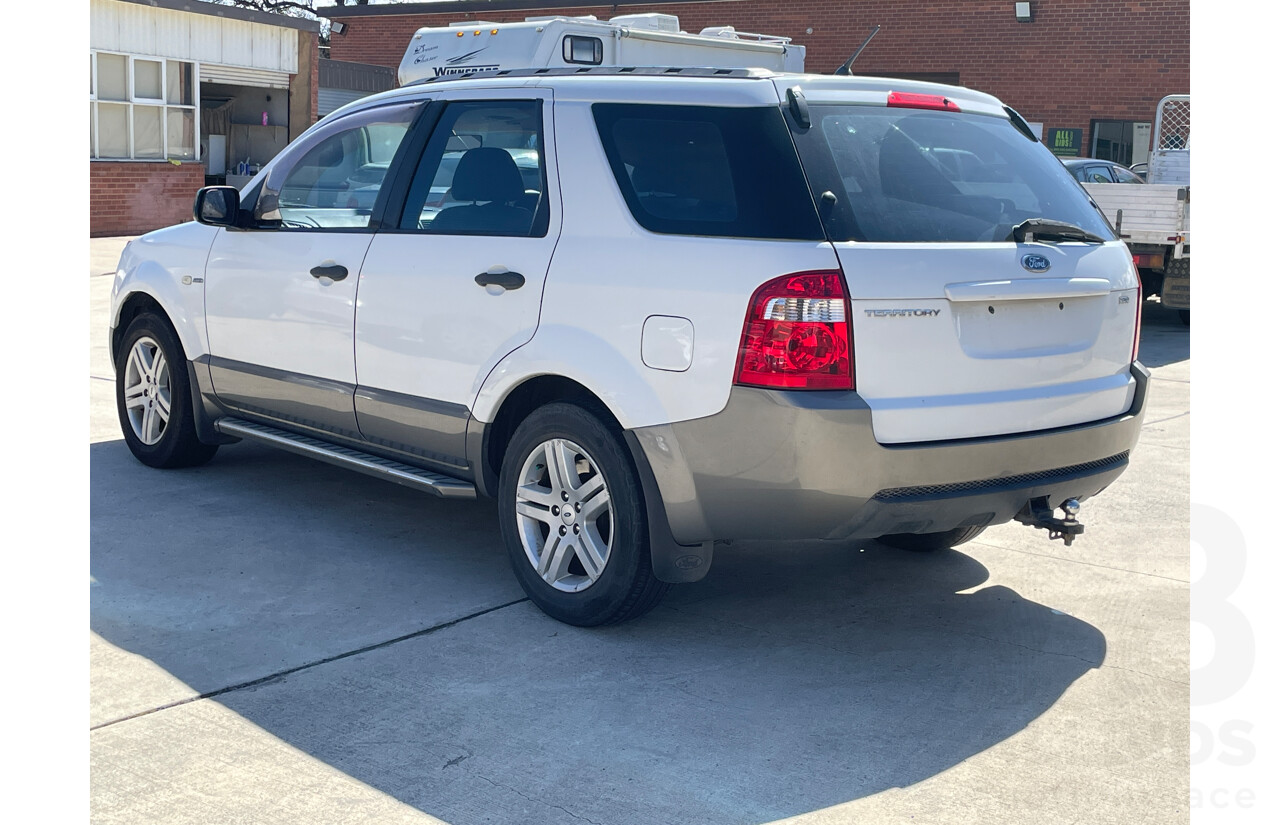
top-left (735, 271), bottom-right (853, 390)
top-left (887, 91), bottom-right (961, 112)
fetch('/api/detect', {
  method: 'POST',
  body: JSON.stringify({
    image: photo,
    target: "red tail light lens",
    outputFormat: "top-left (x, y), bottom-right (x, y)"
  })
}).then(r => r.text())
top-left (735, 271), bottom-right (853, 390)
top-left (887, 91), bottom-right (961, 112)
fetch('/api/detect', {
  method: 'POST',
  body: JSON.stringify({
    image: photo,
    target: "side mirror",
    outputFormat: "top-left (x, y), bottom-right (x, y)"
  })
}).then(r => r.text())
top-left (194, 186), bottom-right (241, 227)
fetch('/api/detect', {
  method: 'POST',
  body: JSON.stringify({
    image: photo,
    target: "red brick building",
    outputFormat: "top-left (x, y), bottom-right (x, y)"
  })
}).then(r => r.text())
top-left (324, 0), bottom-right (1188, 164)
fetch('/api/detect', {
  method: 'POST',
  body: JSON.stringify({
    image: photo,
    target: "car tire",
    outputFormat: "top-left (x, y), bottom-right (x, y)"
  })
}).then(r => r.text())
top-left (116, 312), bottom-right (219, 469)
top-left (877, 524), bottom-right (986, 552)
top-left (498, 402), bottom-right (668, 626)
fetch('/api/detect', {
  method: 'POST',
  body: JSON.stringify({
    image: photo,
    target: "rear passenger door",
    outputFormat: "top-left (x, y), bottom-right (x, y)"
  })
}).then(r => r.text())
top-left (354, 91), bottom-right (558, 468)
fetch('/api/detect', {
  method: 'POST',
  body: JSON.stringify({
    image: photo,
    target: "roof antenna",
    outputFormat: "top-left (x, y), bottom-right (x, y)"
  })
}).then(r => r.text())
top-left (834, 25), bottom-right (881, 75)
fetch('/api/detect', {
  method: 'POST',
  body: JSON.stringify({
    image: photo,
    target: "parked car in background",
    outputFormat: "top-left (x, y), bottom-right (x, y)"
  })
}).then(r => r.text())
top-left (1062, 158), bottom-right (1146, 184)
top-left (1128, 161), bottom-right (1148, 181)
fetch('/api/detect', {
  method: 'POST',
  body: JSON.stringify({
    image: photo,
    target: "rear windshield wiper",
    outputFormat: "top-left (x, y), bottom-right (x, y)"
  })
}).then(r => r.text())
top-left (1009, 218), bottom-right (1106, 244)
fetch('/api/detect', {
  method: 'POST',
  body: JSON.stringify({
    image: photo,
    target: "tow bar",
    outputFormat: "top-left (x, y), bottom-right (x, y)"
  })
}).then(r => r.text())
top-left (1014, 496), bottom-right (1084, 546)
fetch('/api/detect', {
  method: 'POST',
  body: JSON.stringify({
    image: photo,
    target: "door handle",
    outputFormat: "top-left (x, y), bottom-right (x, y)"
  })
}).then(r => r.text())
top-left (475, 270), bottom-right (525, 291)
top-left (310, 264), bottom-right (349, 281)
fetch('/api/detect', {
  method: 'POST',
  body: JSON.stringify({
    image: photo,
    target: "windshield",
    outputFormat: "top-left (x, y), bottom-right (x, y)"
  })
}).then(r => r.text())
top-left (791, 105), bottom-right (1115, 243)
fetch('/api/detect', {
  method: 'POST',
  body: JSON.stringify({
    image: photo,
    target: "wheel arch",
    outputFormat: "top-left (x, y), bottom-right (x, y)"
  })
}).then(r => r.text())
top-left (469, 372), bottom-right (712, 585)
top-left (111, 291), bottom-right (167, 370)
top-left (110, 223), bottom-right (217, 371)
top-left (473, 374), bottom-right (622, 498)
top-left (111, 279), bottom-right (205, 372)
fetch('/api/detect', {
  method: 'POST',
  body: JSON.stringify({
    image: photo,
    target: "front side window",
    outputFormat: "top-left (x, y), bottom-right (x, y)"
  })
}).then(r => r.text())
top-left (255, 103), bottom-right (419, 231)
top-left (90, 52), bottom-right (197, 161)
top-left (399, 99), bottom-right (547, 237)
top-left (592, 104), bottom-right (824, 241)
top-left (791, 105), bottom-right (1116, 243)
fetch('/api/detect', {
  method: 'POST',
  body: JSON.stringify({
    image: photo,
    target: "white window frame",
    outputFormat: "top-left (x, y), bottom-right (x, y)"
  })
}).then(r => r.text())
top-left (90, 50), bottom-right (201, 163)
top-left (130, 56), bottom-right (166, 104)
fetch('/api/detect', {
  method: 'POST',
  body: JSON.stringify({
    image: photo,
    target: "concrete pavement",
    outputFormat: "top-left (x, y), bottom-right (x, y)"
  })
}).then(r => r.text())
top-left (90, 236), bottom-right (1189, 824)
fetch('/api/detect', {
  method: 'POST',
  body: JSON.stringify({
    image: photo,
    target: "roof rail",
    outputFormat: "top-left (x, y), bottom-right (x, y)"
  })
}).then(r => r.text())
top-left (699, 26), bottom-right (793, 44)
top-left (402, 65), bottom-right (776, 87)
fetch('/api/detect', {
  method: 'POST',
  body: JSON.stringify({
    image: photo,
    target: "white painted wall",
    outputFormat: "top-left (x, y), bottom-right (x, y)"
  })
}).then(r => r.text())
top-left (90, 0), bottom-right (298, 73)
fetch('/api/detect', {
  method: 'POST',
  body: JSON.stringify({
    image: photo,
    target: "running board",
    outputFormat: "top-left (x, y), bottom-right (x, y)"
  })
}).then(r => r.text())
top-left (215, 418), bottom-right (476, 500)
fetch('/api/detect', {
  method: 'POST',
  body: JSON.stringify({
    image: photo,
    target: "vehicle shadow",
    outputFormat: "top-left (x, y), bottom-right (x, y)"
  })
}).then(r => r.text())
top-left (1137, 299), bottom-right (1190, 368)
top-left (91, 438), bottom-right (1106, 824)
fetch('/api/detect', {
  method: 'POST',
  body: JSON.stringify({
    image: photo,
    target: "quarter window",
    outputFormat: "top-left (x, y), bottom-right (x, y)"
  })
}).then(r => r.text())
top-left (90, 51), bottom-right (197, 161)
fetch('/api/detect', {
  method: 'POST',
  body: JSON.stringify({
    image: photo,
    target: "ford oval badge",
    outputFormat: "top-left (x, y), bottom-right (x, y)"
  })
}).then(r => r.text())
top-left (1022, 254), bottom-right (1051, 273)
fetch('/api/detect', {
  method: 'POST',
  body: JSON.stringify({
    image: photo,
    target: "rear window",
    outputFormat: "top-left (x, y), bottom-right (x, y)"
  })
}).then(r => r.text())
top-left (592, 103), bottom-right (824, 241)
top-left (791, 105), bottom-right (1116, 243)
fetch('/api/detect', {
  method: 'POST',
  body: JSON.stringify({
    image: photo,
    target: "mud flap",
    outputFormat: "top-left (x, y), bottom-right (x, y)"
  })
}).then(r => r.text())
top-left (623, 431), bottom-right (714, 583)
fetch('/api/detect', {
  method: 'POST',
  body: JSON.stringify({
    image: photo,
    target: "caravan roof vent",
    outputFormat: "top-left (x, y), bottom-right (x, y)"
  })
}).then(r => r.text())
top-left (608, 14), bottom-right (681, 33)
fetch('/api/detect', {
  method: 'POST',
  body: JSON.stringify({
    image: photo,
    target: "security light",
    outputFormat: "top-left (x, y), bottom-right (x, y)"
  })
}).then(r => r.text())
top-left (1015, 2), bottom-right (1033, 22)
top-left (331, 20), bottom-right (347, 36)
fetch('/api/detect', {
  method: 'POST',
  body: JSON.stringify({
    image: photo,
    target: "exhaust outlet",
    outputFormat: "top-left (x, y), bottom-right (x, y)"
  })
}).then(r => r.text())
top-left (1014, 496), bottom-right (1085, 546)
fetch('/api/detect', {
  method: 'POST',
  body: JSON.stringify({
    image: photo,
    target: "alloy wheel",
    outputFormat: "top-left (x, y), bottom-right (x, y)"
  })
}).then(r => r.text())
top-left (514, 438), bottom-right (614, 592)
top-left (123, 336), bottom-right (171, 446)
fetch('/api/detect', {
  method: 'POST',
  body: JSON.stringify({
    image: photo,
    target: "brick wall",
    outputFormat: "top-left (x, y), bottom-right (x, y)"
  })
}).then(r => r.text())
top-left (309, 32), bottom-right (320, 124)
top-left (291, 30), bottom-right (322, 139)
top-left (328, 0), bottom-right (1189, 147)
top-left (89, 162), bottom-right (206, 237)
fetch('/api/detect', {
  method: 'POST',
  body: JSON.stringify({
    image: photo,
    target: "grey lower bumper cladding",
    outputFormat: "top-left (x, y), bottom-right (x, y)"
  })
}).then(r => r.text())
top-left (631, 364), bottom-right (1149, 547)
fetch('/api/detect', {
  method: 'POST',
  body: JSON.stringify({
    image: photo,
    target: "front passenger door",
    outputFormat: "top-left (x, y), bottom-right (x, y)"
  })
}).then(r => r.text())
top-left (204, 102), bottom-right (421, 438)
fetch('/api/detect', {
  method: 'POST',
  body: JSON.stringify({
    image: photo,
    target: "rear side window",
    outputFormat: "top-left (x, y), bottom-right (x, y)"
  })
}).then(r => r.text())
top-left (398, 99), bottom-right (548, 238)
top-left (791, 106), bottom-right (1116, 243)
top-left (592, 104), bottom-right (824, 241)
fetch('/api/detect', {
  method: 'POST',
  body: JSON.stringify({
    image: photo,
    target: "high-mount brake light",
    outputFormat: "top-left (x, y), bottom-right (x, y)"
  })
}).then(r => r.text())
top-left (735, 271), bottom-right (854, 390)
top-left (887, 91), bottom-right (961, 112)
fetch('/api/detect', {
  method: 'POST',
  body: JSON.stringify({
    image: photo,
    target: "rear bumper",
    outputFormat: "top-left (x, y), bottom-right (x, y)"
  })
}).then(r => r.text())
top-left (631, 363), bottom-right (1149, 544)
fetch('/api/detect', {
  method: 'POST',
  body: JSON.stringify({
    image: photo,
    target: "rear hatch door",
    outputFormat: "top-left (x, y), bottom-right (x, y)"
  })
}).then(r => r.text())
top-left (781, 79), bottom-right (1140, 443)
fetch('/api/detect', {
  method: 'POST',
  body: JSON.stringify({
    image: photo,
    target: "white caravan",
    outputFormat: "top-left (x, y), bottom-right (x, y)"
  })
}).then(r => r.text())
top-left (397, 13), bottom-right (805, 85)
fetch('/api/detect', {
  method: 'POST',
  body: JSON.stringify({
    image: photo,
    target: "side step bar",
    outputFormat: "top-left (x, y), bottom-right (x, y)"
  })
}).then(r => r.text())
top-left (215, 418), bottom-right (476, 500)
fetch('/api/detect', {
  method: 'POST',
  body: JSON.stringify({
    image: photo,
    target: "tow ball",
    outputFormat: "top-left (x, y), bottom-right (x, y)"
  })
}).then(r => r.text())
top-left (1014, 496), bottom-right (1084, 546)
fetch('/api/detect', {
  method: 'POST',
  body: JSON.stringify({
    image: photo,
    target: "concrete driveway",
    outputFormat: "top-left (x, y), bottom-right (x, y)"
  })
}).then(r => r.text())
top-left (90, 235), bottom-right (1189, 824)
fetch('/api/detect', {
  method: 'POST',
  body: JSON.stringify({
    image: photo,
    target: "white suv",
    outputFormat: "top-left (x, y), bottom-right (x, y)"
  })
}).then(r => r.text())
top-left (110, 68), bottom-right (1148, 626)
